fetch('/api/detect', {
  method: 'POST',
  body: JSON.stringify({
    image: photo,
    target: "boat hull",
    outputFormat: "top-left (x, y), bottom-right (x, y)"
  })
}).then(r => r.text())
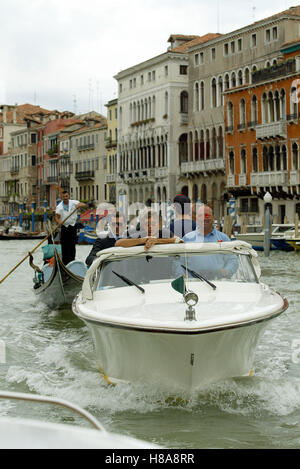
top-left (82, 318), bottom-right (267, 391)
top-left (33, 255), bottom-right (85, 308)
top-left (233, 234), bottom-right (267, 251)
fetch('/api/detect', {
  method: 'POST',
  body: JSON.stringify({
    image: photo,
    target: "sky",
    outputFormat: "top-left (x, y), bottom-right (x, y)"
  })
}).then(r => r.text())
top-left (1, 0), bottom-right (300, 116)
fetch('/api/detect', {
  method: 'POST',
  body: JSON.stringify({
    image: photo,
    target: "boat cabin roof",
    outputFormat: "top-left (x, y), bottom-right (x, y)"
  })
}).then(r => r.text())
top-left (82, 240), bottom-right (260, 300)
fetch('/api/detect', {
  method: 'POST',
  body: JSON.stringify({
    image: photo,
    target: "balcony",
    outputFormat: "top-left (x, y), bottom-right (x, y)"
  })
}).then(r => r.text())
top-left (60, 151), bottom-right (70, 159)
top-left (290, 170), bottom-right (300, 185)
top-left (237, 123), bottom-right (246, 132)
top-left (252, 59), bottom-right (296, 84)
top-left (155, 167), bottom-right (168, 179)
top-left (118, 168), bottom-right (156, 184)
top-left (105, 174), bottom-right (116, 183)
top-left (247, 120), bottom-right (258, 130)
top-left (75, 170), bottom-right (95, 181)
top-left (250, 171), bottom-right (289, 187)
top-left (105, 138), bottom-right (117, 149)
top-left (227, 175), bottom-right (236, 187)
top-left (256, 121), bottom-right (287, 140)
top-left (287, 112), bottom-right (299, 124)
top-left (225, 125), bottom-right (233, 134)
top-left (10, 165), bottom-right (19, 175)
top-left (130, 118), bottom-right (155, 128)
top-left (78, 143), bottom-right (95, 152)
top-left (181, 158), bottom-right (225, 176)
top-left (239, 174), bottom-right (247, 186)
top-left (47, 144), bottom-right (58, 157)
top-left (47, 176), bottom-right (58, 183)
top-left (179, 113), bottom-right (188, 125)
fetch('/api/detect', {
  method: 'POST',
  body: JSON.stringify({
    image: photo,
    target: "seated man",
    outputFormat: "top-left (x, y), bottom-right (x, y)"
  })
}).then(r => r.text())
top-left (116, 209), bottom-right (181, 251)
top-left (169, 194), bottom-right (197, 238)
top-left (182, 204), bottom-right (238, 279)
top-left (85, 211), bottom-right (128, 266)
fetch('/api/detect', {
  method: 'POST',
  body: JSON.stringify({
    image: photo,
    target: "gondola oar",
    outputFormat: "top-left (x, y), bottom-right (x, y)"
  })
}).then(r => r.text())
top-left (0, 206), bottom-right (80, 285)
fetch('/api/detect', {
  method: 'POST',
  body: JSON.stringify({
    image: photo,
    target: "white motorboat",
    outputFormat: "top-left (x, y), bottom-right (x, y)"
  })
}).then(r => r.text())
top-left (72, 241), bottom-right (288, 392)
top-left (234, 224), bottom-right (297, 251)
top-left (0, 391), bottom-right (160, 449)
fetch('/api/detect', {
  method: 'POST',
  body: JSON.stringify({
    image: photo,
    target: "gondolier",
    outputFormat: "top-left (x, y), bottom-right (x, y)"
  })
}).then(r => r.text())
top-left (55, 191), bottom-right (88, 265)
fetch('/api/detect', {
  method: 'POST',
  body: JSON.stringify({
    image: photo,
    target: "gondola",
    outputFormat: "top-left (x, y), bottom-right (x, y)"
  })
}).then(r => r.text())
top-left (30, 246), bottom-right (87, 309)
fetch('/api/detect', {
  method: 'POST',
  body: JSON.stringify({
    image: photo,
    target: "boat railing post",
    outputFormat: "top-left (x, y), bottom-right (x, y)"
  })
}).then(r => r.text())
top-left (263, 192), bottom-right (272, 257)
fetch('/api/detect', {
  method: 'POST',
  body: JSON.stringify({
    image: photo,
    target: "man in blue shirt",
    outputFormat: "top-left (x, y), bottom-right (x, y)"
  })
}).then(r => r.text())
top-left (182, 205), bottom-right (237, 279)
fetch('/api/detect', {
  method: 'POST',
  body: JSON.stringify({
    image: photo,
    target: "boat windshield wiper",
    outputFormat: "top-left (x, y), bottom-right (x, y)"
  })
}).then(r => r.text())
top-left (181, 265), bottom-right (217, 290)
top-left (112, 271), bottom-right (145, 294)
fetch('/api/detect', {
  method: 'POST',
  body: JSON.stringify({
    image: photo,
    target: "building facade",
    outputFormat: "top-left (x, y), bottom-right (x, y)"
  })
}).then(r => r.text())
top-left (105, 98), bottom-right (118, 204)
top-left (224, 39), bottom-right (300, 224)
top-left (184, 5), bottom-right (300, 220)
top-left (68, 115), bottom-right (107, 205)
top-left (114, 35), bottom-right (203, 206)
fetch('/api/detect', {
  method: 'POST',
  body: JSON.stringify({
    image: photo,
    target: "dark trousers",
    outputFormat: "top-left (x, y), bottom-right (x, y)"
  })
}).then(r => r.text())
top-left (60, 225), bottom-right (77, 266)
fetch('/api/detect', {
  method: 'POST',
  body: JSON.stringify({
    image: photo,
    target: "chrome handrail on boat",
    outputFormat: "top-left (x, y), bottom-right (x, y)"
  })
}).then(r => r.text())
top-left (0, 391), bottom-right (104, 431)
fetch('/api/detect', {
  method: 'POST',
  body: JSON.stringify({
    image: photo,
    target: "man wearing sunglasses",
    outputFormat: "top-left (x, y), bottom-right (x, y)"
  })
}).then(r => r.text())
top-left (85, 211), bottom-right (128, 267)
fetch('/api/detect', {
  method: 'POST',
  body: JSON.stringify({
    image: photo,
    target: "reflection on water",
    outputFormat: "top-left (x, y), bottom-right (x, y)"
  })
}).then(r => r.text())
top-left (0, 242), bottom-right (300, 448)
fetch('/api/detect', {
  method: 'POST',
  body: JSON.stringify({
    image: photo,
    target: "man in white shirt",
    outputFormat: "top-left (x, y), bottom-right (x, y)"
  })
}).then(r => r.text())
top-left (55, 191), bottom-right (88, 265)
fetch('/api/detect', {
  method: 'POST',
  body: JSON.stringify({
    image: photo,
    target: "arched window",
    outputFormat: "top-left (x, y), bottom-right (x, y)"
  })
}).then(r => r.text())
top-left (206, 129), bottom-right (210, 159)
top-left (280, 89), bottom-right (286, 119)
top-left (194, 82), bottom-right (199, 111)
top-left (268, 91), bottom-right (274, 122)
top-left (212, 128), bottom-right (217, 157)
top-left (274, 91), bottom-right (280, 121)
top-left (178, 133), bottom-right (188, 164)
top-left (252, 147), bottom-right (258, 172)
top-left (227, 101), bottom-right (234, 128)
top-left (251, 95), bottom-right (258, 124)
top-left (231, 72), bottom-right (236, 88)
top-left (241, 149), bottom-right (247, 174)
top-left (229, 151), bottom-right (235, 174)
top-left (292, 143), bottom-right (299, 170)
top-left (275, 145), bottom-right (281, 170)
top-left (218, 76), bottom-right (223, 106)
top-left (282, 145), bottom-right (287, 171)
top-left (218, 126), bottom-right (223, 158)
top-left (262, 93), bottom-right (268, 124)
top-left (211, 78), bottom-right (217, 108)
top-left (192, 184), bottom-right (199, 203)
top-left (165, 91), bottom-right (168, 116)
top-left (201, 184), bottom-right (207, 204)
top-left (180, 91), bottom-right (188, 113)
top-left (244, 67), bottom-right (250, 84)
top-left (200, 130), bottom-right (205, 159)
top-left (238, 70), bottom-right (243, 86)
top-left (200, 81), bottom-right (205, 110)
top-left (224, 74), bottom-right (230, 90)
top-left (263, 146), bottom-right (268, 171)
top-left (194, 130), bottom-right (199, 161)
top-left (290, 86), bottom-right (298, 117)
top-left (239, 99), bottom-right (246, 126)
top-left (269, 146), bottom-right (274, 171)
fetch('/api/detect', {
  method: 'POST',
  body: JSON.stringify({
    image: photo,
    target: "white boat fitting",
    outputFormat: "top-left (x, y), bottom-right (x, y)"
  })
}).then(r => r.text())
top-left (72, 241), bottom-right (288, 392)
top-left (0, 391), bottom-right (160, 449)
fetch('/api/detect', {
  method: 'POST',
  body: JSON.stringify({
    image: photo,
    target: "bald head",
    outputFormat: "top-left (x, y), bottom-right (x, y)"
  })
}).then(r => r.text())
top-left (196, 204), bottom-right (214, 236)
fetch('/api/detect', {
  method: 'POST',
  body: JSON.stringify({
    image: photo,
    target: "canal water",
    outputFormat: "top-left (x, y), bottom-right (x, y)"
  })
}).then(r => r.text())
top-left (0, 240), bottom-right (300, 449)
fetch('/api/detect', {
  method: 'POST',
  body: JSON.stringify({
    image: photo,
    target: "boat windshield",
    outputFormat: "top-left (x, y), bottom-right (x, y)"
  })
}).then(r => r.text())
top-left (96, 251), bottom-right (258, 290)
